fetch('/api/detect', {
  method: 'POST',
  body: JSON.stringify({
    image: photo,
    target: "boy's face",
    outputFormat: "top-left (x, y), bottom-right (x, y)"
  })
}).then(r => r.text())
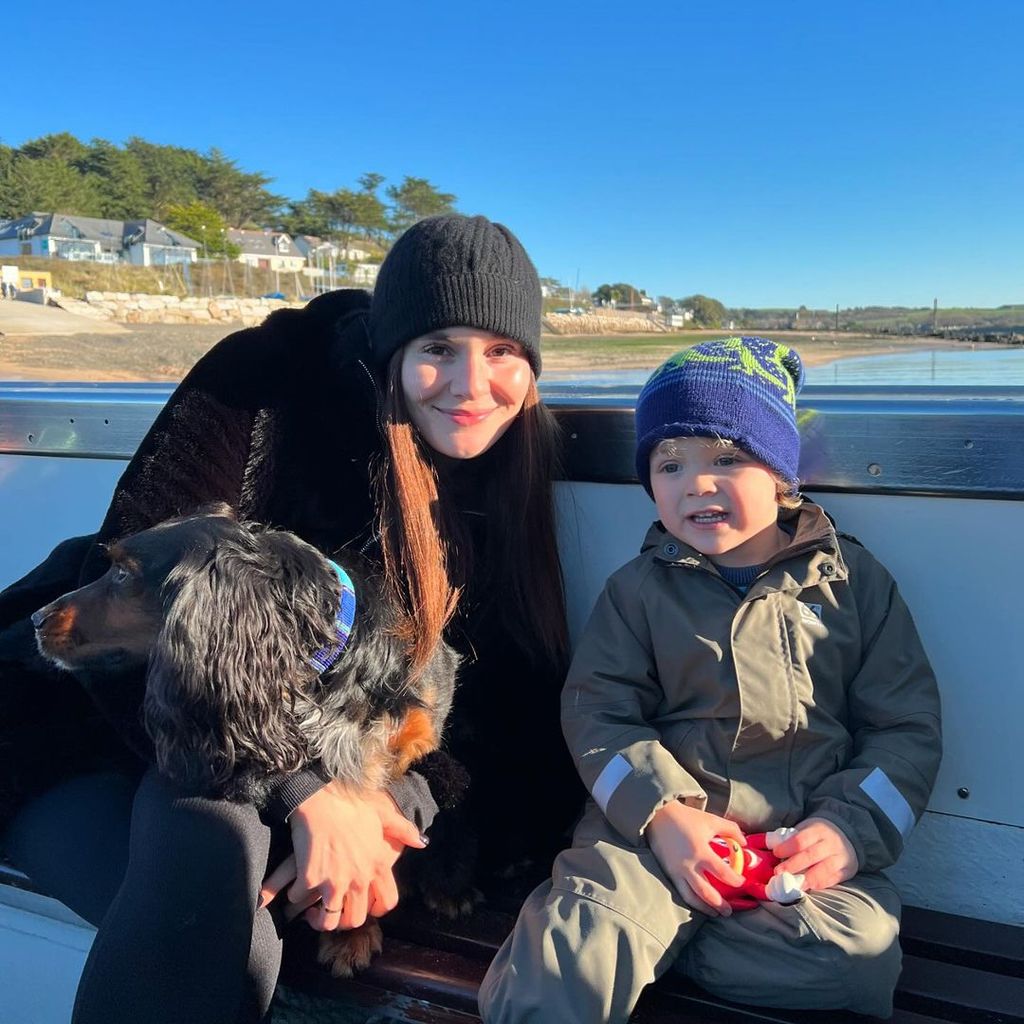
top-left (649, 436), bottom-right (786, 567)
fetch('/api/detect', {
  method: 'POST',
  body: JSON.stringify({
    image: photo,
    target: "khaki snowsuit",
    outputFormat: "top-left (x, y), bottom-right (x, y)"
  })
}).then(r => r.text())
top-left (480, 504), bottom-right (941, 1022)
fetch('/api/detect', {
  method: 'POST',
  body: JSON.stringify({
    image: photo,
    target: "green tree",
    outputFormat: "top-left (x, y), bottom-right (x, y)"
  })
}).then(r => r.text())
top-left (358, 172), bottom-right (385, 195)
top-left (350, 192), bottom-right (387, 244)
top-left (317, 188), bottom-right (363, 246)
top-left (385, 176), bottom-right (456, 235)
top-left (295, 189), bottom-right (361, 245)
top-left (197, 148), bottom-right (283, 227)
top-left (78, 139), bottom-right (149, 219)
top-left (126, 137), bottom-right (205, 215)
top-left (17, 132), bottom-right (89, 165)
top-left (352, 173), bottom-right (389, 241)
top-left (278, 195), bottom-right (330, 239)
top-left (678, 294), bottom-right (727, 327)
top-left (163, 200), bottom-right (239, 257)
top-left (0, 154), bottom-right (100, 219)
top-left (283, 179), bottom-right (389, 248)
top-left (592, 282), bottom-right (645, 306)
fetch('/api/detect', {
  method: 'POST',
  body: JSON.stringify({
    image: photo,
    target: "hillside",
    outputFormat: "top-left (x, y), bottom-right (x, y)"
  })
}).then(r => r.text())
top-left (729, 304), bottom-right (1024, 333)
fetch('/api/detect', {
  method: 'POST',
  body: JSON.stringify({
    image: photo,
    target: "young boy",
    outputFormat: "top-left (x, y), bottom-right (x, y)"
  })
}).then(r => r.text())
top-left (480, 337), bottom-right (942, 1023)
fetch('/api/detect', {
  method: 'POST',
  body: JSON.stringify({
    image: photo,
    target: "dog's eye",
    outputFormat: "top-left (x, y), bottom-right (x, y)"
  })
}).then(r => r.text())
top-left (110, 565), bottom-right (131, 585)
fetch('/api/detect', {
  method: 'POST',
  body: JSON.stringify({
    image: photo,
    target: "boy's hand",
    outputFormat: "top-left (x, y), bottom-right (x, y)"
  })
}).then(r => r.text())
top-left (645, 801), bottom-right (746, 917)
top-left (771, 817), bottom-right (858, 892)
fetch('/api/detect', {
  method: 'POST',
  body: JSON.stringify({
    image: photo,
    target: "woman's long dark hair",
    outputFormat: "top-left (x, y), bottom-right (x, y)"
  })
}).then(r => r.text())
top-left (377, 355), bottom-right (568, 675)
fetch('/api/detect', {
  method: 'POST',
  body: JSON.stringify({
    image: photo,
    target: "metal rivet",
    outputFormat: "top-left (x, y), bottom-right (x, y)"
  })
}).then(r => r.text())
top-left (664, 543), bottom-right (679, 557)
top-left (821, 562), bottom-right (835, 575)
top-left (867, 463), bottom-right (882, 477)
top-left (570, 432), bottom-right (578, 439)
top-left (27, 433), bottom-right (34, 443)
top-left (964, 439), bottom-right (974, 449)
top-left (957, 787), bottom-right (970, 799)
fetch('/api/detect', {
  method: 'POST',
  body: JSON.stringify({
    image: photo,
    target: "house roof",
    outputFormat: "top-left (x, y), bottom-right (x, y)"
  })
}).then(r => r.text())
top-left (36, 213), bottom-right (124, 249)
top-left (292, 234), bottom-right (337, 258)
top-left (226, 228), bottom-right (298, 257)
top-left (123, 219), bottom-right (199, 250)
top-left (0, 213), bottom-right (198, 251)
top-left (0, 213), bottom-right (53, 242)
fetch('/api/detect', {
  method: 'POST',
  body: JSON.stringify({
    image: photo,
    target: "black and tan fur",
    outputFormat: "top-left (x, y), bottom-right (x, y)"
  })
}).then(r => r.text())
top-left (32, 502), bottom-right (459, 974)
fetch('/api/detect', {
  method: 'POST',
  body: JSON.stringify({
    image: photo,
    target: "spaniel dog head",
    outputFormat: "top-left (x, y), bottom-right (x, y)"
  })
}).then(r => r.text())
top-left (33, 503), bottom-right (364, 796)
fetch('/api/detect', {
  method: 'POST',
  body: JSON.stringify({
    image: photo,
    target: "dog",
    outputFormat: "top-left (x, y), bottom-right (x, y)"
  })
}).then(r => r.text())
top-left (32, 502), bottom-right (460, 976)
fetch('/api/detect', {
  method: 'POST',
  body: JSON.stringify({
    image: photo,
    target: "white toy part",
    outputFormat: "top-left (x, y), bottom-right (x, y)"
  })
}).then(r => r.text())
top-left (765, 870), bottom-right (806, 904)
top-left (763, 826), bottom-right (799, 850)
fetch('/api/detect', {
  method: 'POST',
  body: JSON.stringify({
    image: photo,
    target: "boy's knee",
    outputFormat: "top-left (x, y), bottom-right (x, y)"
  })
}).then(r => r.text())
top-left (683, 880), bottom-right (902, 1018)
top-left (481, 882), bottom-right (684, 1024)
top-left (841, 934), bottom-right (902, 1017)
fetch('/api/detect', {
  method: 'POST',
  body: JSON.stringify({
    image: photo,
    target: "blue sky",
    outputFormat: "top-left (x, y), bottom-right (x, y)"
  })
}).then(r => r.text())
top-left (6, 0), bottom-right (1022, 308)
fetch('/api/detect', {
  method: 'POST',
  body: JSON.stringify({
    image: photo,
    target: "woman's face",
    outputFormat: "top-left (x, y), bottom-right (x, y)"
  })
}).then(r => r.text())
top-left (401, 327), bottom-right (533, 459)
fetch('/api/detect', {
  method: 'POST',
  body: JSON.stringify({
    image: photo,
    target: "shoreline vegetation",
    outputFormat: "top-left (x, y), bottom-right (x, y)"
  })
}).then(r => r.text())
top-left (0, 318), bottom-right (1009, 383)
top-left (539, 330), bottom-right (1009, 374)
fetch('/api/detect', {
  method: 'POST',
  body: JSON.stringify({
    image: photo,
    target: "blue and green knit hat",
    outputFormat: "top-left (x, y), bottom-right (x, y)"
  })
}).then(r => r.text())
top-left (634, 337), bottom-right (804, 495)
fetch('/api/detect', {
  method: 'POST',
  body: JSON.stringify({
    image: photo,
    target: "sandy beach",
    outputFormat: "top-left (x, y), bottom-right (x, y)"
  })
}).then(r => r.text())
top-left (539, 329), bottom-right (1004, 373)
top-left (0, 316), bottom-right (1001, 383)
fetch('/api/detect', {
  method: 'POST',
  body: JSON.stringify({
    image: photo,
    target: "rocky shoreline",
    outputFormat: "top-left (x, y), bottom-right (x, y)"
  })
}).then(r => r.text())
top-left (57, 291), bottom-right (301, 328)
top-left (934, 329), bottom-right (1024, 345)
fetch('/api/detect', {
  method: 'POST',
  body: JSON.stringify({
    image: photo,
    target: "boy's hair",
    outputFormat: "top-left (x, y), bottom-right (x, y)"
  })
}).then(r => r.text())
top-left (653, 436), bottom-right (803, 509)
top-left (635, 337), bottom-right (804, 496)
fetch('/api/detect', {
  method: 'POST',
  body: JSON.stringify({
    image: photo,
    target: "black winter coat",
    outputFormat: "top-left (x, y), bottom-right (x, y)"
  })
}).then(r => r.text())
top-left (0, 290), bottom-right (580, 872)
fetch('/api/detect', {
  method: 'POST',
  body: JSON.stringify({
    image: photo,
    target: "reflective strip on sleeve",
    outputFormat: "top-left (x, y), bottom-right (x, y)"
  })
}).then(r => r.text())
top-left (859, 767), bottom-right (915, 836)
top-left (592, 754), bottom-right (632, 813)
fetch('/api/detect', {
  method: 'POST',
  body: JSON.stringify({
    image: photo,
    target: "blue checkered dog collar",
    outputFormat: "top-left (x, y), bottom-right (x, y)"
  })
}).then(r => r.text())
top-left (309, 559), bottom-right (356, 674)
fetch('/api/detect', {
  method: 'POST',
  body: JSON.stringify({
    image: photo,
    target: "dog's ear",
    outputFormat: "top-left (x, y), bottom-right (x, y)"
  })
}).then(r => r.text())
top-left (144, 531), bottom-right (332, 790)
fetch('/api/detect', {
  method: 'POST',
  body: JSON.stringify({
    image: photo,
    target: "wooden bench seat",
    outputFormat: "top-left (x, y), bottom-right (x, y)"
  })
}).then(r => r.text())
top-left (5, 860), bottom-right (1022, 1023)
top-left (281, 894), bottom-right (1024, 1024)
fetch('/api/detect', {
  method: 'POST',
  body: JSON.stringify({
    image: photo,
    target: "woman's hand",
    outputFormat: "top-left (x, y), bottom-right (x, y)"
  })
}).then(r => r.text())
top-left (645, 801), bottom-right (746, 917)
top-left (260, 783), bottom-right (425, 931)
top-left (771, 816), bottom-right (858, 892)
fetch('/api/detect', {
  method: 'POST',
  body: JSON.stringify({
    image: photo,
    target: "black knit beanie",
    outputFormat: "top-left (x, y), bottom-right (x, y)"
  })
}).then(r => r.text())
top-left (368, 213), bottom-right (543, 375)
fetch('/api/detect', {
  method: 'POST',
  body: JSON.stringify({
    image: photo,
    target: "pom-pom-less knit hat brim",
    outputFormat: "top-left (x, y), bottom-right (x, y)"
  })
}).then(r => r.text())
top-left (634, 337), bottom-right (804, 495)
top-left (368, 214), bottom-right (543, 375)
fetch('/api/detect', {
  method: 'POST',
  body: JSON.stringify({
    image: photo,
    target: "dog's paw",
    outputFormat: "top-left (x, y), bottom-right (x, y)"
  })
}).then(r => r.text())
top-left (422, 886), bottom-right (484, 919)
top-left (412, 751), bottom-right (471, 810)
top-left (316, 919), bottom-right (383, 978)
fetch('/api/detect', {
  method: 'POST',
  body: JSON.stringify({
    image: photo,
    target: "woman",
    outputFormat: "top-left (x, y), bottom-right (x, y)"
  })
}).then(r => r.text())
top-left (0, 214), bottom-right (580, 1023)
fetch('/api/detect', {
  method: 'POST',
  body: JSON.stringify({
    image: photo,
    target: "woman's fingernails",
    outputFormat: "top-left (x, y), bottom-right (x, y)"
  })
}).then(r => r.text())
top-left (419, 832), bottom-right (431, 846)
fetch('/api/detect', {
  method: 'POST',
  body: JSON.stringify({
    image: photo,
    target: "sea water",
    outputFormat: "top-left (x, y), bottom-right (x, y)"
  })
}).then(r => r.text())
top-left (543, 346), bottom-right (1024, 388)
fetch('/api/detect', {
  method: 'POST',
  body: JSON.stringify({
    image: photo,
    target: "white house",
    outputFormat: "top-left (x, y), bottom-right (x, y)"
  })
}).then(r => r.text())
top-left (226, 229), bottom-right (306, 272)
top-left (0, 213), bottom-right (198, 265)
top-left (339, 243), bottom-right (371, 262)
top-left (122, 220), bottom-right (199, 266)
top-left (0, 213), bottom-right (123, 261)
top-left (291, 235), bottom-right (338, 266)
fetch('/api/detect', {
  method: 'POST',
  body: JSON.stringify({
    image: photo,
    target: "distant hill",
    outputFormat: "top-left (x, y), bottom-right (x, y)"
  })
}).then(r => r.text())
top-left (728, 304), bottom-right (1024, 333)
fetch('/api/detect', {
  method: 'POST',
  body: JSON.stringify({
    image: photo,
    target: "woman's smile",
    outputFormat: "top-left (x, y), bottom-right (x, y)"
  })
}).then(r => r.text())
top-left (437, 406), bottom-right (497, 425)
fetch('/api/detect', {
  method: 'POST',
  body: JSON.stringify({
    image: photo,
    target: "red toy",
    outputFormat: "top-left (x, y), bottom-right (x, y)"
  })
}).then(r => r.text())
top-left (704, 828), bottom-right (805, 911)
